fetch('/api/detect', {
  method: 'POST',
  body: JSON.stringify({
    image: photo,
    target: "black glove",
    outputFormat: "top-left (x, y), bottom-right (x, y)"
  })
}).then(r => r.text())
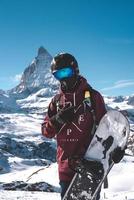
top-left (112, 146), bottom-right (126, 163)
top-left (50, 104), bottom-right (75, 130)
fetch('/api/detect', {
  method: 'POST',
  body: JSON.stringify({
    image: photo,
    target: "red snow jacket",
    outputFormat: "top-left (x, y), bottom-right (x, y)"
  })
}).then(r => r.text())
top-left (42, 76), bottom-right (106, 181)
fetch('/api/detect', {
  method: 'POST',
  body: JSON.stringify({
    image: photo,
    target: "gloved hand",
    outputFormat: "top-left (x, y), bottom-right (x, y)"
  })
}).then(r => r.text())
top-left (112, 146), bottom-right (126, 163)
top-left (68, 156), bottom-right (82, 172)
top-left (50, 104), bottom-right (75, 130)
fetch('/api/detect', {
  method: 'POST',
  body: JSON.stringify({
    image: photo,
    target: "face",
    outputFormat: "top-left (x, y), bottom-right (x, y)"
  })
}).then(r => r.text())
top-left (60, 75), bottom-right (78, 92)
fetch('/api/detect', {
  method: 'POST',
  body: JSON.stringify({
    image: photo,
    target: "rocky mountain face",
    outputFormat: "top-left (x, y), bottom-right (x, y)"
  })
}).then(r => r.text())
top-left (10, 46), bottom-right (58, 96)
top-left (0, 89), bottom-right (5, 95)
top-left (113, 95), bottom-right (134, 106)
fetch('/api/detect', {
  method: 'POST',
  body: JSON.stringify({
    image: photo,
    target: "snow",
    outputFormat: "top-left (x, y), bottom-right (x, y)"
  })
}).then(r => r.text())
top-left (104, 95), bottom-right (134, 111)
top-left (0, 112), bottom-right (134, 199)
top-left (0, 190), bottom-right (60, 200)
top-left (0, 162), bottom-right (59, 188)
top-left (0, 158), bottom-right (134, 199)
top-left (107, 159), bottom-right (134, 192)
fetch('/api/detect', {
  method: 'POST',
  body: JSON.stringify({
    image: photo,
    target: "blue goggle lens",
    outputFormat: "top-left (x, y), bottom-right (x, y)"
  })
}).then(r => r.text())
top-left (53, 67), bottom-right (74, 80)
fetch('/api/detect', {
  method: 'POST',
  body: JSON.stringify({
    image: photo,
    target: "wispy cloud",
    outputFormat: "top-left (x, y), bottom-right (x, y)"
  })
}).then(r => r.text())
top-left (0, 74), bottom-right (22, 84)
top-left (101, 80), bottom-right (134, 91)
top-left (0, 74), bottom-right (22, 90)
top-left (10, 74), bottom-right (22, 83)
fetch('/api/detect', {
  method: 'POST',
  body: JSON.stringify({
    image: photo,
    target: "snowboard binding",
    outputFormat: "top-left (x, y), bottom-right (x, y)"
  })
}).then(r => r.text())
top-left (68, 156), bottom-right (104, 178)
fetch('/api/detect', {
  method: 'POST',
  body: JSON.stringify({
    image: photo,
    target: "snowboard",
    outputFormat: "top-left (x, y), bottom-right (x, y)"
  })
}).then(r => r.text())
top-left (63, 110), bottom-right (130, 200)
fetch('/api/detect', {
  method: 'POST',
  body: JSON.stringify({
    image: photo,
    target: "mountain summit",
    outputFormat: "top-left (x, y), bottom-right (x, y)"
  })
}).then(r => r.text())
top-left (37, 46), bottom-right (49, 56)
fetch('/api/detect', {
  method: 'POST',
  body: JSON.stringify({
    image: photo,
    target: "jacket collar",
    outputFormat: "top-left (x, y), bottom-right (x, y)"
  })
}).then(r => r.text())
top-left (59, 76), bottom-right (89, 95)
top-left (59, 76), bottom-right (90, 107)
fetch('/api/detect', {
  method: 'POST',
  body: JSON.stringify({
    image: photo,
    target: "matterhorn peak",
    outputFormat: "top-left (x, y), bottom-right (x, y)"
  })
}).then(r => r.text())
top-left (9, 47), bottom-right (58, 95)
top-left (38, 46), bottom-right (48, 56)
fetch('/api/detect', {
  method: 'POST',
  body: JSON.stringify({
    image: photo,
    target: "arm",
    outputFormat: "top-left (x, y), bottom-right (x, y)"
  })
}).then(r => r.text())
top-left (93, 90), bottom-right (107, 125)
top-left (41, 97), bottom-right (58, 138)
top-left (41, 95), bottom-right (75, 138)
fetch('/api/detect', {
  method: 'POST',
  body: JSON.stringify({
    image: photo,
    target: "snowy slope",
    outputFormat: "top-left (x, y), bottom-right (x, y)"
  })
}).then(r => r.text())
top-left (104, 95), bottom-right (134, 114)
top-left (0, 110), bottom-right (134, 199)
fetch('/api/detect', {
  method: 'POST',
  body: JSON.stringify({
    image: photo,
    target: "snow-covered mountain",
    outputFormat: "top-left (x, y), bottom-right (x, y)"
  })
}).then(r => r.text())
top-left (0, 47), bottom-right (58, 114)
top-left (0, 46), bottom-right (134, 117)
top-left (10, 46), bottom-right (58, 95)
top-left (0, 47), bottom-right (134, 199)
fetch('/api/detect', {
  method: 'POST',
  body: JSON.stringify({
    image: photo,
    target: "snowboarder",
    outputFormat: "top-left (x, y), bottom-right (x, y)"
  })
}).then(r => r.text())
top-left (41, 53), bottom-right (125, 199)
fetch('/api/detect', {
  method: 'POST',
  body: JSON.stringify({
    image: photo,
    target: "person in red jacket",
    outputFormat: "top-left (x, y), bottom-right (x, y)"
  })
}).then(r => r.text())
top-left (41, 53), bottom-right (124, 199)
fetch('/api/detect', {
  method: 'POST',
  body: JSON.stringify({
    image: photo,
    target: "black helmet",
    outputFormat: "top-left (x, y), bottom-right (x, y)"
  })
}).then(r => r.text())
top-left (51, 53), bottom-right (79, 75)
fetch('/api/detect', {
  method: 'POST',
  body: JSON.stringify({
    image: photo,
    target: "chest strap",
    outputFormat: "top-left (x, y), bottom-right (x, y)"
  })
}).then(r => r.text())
top-left (84, 90), bottom-right (97, 136)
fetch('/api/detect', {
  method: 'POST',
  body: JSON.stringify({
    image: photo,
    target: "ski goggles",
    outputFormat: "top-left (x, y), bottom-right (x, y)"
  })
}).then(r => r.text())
top-left (52, 67), bottom-right (75, 80)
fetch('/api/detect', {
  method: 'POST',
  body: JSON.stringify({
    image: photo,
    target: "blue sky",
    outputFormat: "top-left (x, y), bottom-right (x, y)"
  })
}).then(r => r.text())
top-left (0, 0), bottom-right (134, 96)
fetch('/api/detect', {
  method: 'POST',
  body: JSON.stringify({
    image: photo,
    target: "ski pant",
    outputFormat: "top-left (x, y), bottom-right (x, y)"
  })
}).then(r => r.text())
top-left (59, 180), bottom-right (70, 199)
top-left (59, 180), bottom-right (101, 200)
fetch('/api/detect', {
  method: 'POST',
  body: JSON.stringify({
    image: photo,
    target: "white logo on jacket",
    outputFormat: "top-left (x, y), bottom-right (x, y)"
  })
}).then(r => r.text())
top-left (78, 114), bottom-right (84, 125)
top-left (67, 129), bottom-right (72, 136)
